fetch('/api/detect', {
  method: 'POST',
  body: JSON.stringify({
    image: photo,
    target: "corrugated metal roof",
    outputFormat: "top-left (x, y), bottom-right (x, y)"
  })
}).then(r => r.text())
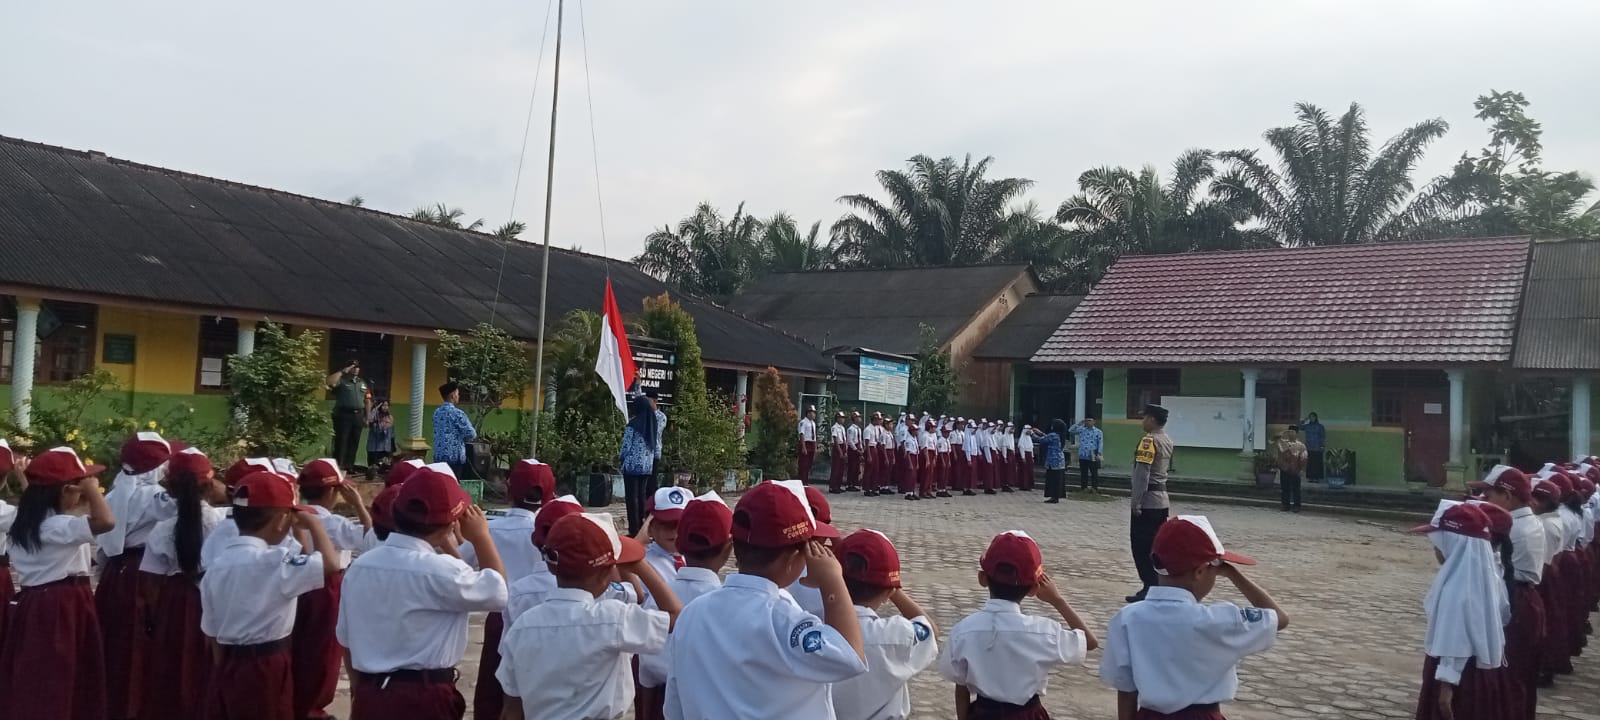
top-left (0, 136), bottom-right (830, 375)
top-left (1512, 239), bottom-right (1600, 371)
top-left (971, 294), bottom-right (1085, 360)
top-left (1032, 236), bottom-right (1531, 365)
top-left (728, 264), bottom-right (1033, 355)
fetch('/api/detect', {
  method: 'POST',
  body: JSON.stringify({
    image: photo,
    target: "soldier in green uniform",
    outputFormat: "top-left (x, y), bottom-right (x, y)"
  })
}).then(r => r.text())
top-left (1127, 403), bottom-right (1173, 603)
top-left (326, 358), bottom-right (370, 469)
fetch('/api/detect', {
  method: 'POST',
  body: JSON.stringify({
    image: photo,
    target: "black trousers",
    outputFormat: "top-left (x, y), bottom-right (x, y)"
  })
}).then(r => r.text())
top-left (1306, 450), bottom-right (1325, 481)
top-left (1281, 471), bottom-right (1303, 510)
top-left (1130, 508), bottom-right (1170, 592)
top-left (623, 473), bottom-right (656, 536)
top-left (1044, 468), bottom-right (1065, 499)
top-left (331, 408), bottom-right (364, 469)
top-left (1078, 459), bottom-right (1101, 491)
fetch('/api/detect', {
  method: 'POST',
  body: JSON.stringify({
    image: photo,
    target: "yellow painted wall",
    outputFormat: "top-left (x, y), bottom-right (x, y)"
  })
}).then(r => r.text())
top-left (96, 306), bottom-right (200, 395)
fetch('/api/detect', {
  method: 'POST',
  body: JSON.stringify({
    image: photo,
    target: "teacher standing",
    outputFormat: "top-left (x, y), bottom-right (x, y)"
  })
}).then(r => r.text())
top-left (620, 393), bottom-right (659, 535)
top-left (1126, 403), bottom-right (1173, 603)
top-left (1030, 420), bottom-right (1069, 504)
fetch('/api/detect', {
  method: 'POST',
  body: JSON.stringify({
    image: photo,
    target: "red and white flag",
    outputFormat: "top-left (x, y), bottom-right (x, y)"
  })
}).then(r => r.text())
top-left (594, 278), bottom-right (637, 417)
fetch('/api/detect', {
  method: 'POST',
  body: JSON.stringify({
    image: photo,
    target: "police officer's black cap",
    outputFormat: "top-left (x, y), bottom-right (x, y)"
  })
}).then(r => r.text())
top-left (1141, 404), bottom-right (1169, 422)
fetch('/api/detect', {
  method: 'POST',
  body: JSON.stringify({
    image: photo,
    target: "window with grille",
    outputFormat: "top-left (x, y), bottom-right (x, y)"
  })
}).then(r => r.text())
top-left (1371, 369), bottom-right (1447, 426)
top-left (1257, 369), bottom-right (1301, 424)
top-left (1125, 368), bottom-right (1180, 418)
top-left (197, 316), bottom-right (239, 392)
top-left (4, 300), bottom-right (99, 385)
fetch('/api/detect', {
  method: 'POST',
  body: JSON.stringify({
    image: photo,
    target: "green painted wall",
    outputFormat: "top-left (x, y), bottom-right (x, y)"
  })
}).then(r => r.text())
top-left (1102, 369), bottom-right (1129, 418)
top-left (1299, 367), bottom-right (1372, 423)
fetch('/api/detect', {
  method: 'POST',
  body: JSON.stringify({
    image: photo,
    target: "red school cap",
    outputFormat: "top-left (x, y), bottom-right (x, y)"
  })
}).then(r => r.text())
top-left (1151, 516), bottom-right (1257, 576)
top-left (542, 512), bottom-right (646, 577)
top-left (169, 447), bottom-right (213, 480)
top-left (678, 493), bottom-right (734, 554)
top-left (980, 530), bottom-right (1043, 586)
top-left (25, 447), bottom-right (106, 487)
top-left (506, 460), bottom-right (556, 507)
top-left (223, 458), bottom-right (274, 489)
top-left (1468, 465), bottom-right (1532, 504)
top-left (0, 439), bottom-right (19, 476)
top-left (232, 471), bottom-right (309, 510)
top-left (120, 432), bottom-right (172, 475)
top-left (370, 483), bottom-right (404, 532)
top-left (531, 495), bottom-right (585, 548)
top-left (1409, 500), bottom-right (1492, 541)
top-left (1468, 501), bottom-right (1513, 540)
top-left (296, 458), bottom-right (344, 488)
top-left (394, 468), bottom-right (471, 525)
top-left (1578, 477), bottom-right (1596, 499)
top-left (732, 480), bottom-right (816, 548)
top-left (386, 458), bottom-right (426, 487)
top-left (649, 485), bottom-right (692, 522)
top-left (1547, 472), bottom-right (1576, 501)
top-left (803, 485), bottom-right (841, 540)
top-left (838, 529), bottom-right (902, 588)
top-left (1532, 478), bottom-right (1561, 502)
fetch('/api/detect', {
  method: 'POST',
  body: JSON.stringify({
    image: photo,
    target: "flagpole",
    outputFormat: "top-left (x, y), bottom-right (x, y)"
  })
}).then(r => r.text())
top-left (529, 0), bottom-right (564, 459)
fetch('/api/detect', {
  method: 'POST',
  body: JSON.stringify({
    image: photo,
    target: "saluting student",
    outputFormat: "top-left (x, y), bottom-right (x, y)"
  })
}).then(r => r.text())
top-left (200, 471), bottom-right (338, 720)
top-left (336, 468), bottom-right (508, 720)
top-left (137, 446), bottom-right (228, 720)
top-left (864, 414), bottom-right (882, 497)
top-left (293, 458), bottom-right (374, 720)
top-left (1470, 465), bottom-right (1546, 719)
top-left (951, 419), bottom-right (971, 496)
top-left (99, 431), bottom-right (174, 720)
top-left (832, 529), bottom-right (939, 720)
top-left (637, 492), bottom-right (733, 720)
top-left (664, 480), bottom-right (867, 719)
top-left (1100, 516), bottom-right (1288, 720)
top-left (1530, 476), bottom-right (1572, 684)
top-left (996, 423), bottom-right (1016, 493)
top-left (200, 457), bottom-right (287, 569)
top-left (464, 458), bottom-right (555, 720)
top-left (498, 511), bottom-right (681, 720)
top-left (830, 412), bottom-right (850, 493)
top-left (847, 412), bottom-right (864, 493)
top-left (788, 485), bottom-right (844, 618)
top-left (1409, 501), bottom-right (1509, 720)
top-left (0, 447), bottom-right (116, 720)
top-left (900, 424), bottom-right (923, 501)
top-left (1017, 425), bottom-right (1035, 491)
top-left (940, 531), bottom-right (1096, 720)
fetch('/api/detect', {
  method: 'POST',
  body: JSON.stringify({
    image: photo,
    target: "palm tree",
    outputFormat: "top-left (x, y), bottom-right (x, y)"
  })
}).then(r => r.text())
top-left (757, 212), bottom-right (831, 274)
top-left (493, 220), bottom-right (527, 241)
top-left (409, 203), bottom-right (486, 232)
top-left (990, 201), bottom-right (1074, 290)
top-left (1211, 102), bottom-right (1456, 246)
top-left (346, 195), bottom-right (365, 208)
top-left (633, 202), bottom-right (762, 299)
top-left (831, 154), bottom-right (1033, 268)
top-left (1054, 150), bottom-right (1274, 292)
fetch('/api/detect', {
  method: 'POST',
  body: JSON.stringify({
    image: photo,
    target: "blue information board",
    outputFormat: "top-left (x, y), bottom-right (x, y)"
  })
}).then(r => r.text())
top-left (858, 356), bottom-right (910, 406)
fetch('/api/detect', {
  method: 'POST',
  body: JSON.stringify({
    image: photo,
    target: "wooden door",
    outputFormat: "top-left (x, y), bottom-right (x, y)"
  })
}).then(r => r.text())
top-left (1404, 386), bottom-right (1450, 487)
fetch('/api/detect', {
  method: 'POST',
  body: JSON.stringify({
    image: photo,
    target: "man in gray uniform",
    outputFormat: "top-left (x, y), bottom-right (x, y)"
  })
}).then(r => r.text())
top-left (1126, 403), bottom-right (1173, 603)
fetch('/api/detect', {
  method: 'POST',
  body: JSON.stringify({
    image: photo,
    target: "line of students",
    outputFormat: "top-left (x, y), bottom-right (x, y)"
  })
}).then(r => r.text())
top-left (817, 410), bottom-right (1038, 501)
top-left (1435, 459), bottom-right (1600, 720)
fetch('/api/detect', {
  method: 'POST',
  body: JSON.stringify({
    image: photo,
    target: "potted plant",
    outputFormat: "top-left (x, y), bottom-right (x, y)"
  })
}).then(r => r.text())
top-left (1324, 448), bottom-right (1353, 489)
top-left (1252, 450), bottom-right (1277, 488)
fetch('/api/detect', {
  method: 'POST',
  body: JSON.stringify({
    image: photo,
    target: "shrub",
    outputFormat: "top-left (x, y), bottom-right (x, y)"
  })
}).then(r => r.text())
top-left (749, 367), bottom-right (797, 478)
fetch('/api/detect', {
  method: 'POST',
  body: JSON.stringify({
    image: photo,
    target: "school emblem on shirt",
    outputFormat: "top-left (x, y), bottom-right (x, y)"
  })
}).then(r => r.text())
top-left (286, 555), bottom-right (309, 567)
top-left (1241, 607), bottom-right (1265, 623)
top-left (1134, 436), bottom-right (1156, 465)
top-left (913, 621), bottom-right (931, 643)
top-left (789, 620), bottom-right (816, 648)
top-left (802, 630), bottom-right (825, 653)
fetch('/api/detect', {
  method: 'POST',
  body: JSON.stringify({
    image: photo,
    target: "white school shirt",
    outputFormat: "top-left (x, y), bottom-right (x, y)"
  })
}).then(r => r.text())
top-left (639, 566), bottom-right (723, 688)
top-left (831, 423), bottom-right (848, 447)
top-left (864, 426), bottom-right (879, 448)
top-left (799, 418), bottom-right (817, 443)
top-left (1558, 507), bottom-right (1583, 551)
top-left (11, 513), bottom-right (95, 586)
top-left (0, 501), bottom-right (15, 556)
top-left (964, 432), bottom-right (979, 459)
top-left (938, 599), bottom-right (1088, 705)
top-left (1018, 433), bottom-right (1034, 456)
top-left (311, 504), bottom-right (368, 570)
top-left (1099, 586), bottom-right (1279, 714)
top-left (641, 542), bottom-right (682, 605)
top-left (919, 429), bottom-right (935, 452)
top-left (497, 586), bottom-right (670, 720)
top-left (831, 607), bottom-right (938, 720)
top-left (900, 436), bottom-right (921, 457)
top-left (200, 513), bottom-right (303, 570)
top-left (460, 507), bottom-right (542, 586)
top-left (1581, 505), bottom-right (1595, 546)
top-left (1538, 513), bottom-right (1568, 565)
top-left (950, 430), bottom-right (965, 448)
top-left (102, 471), bottom-right (175, 556)
top-left (336, 533), bottom-right (508, 673)
top-left (140, 505), bottom-right (229, 576)
top-left (847, 424), bottom-right (862, 450)
top-left (998, 432), bottom-right (1014, 455)
top-left (786, 573), bottom-right (826, 618)
top-left (664, 573), bottom-right (868, 720)
top-left (199, 535), bottom-right (325, 645)
top-left (505, 566), bottom-right (636, 627)
top-left (938, 435), bottom-right (951, 455)
top-left (1508, 507), bottom-right (1547, 585)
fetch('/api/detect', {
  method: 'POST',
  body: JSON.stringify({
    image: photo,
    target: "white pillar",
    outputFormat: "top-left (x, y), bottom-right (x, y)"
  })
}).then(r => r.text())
top-left (409, 340), bottom-right (427, 442)
top-left (9, 298), bottom-right (39, 430)
top-left (236, 324), bottom-right (256, 356)
top-left (1447, 369), bottom-right (1465, 465)
top-left (1240, 368), bottom-right (1259, 453)
top-left (1072, 368), bottom-right (1090, 421)
top-left (736, 371), bottom-right (750, 416)
top-left (1573, 376), bottom-right (1592, 460)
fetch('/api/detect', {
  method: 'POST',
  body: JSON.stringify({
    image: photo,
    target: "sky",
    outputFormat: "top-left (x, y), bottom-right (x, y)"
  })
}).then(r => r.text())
top-left (4, 1), bottom-right (1597, 261)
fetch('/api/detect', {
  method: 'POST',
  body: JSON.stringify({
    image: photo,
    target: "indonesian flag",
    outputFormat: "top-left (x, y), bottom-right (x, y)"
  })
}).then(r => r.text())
top-left (594, 278), bottom-right (637, 417)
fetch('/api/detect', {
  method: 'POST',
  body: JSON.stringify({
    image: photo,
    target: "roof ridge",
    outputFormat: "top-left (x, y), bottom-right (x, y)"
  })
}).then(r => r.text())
top-left (1111, 235), bottom-right (1531, 264)
top-left (0, 134), bottom-right (626, 266)
top-left (763, 262), bottom-right (1031, 277)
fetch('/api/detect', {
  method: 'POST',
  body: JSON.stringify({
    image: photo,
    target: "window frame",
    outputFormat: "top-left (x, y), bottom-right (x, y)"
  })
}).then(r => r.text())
top-left (1125, 368), bottom-right (1181, 419)
top-left (1257, 368), bottom-right (1302, 425)
top-left (195, 316), bottom-right (240, 394)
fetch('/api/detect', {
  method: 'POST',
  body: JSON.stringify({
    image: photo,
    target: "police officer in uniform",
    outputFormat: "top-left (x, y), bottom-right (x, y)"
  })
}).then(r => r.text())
top-left (1127, 403), bottom-right (1173, 603)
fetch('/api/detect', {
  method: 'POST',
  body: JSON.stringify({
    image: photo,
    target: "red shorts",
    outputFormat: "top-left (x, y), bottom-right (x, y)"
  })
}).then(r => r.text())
top-left (208, 640), bottom-right (293, 720)
top-left (351, 670), bottom-right (465, 720)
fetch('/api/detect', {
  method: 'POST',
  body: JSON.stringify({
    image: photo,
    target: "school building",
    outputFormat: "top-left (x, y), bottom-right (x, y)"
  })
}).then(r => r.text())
top-left (1030, 235), bottom-right (1600, 489)
top-left (0, 135), bottom-right (830, 454)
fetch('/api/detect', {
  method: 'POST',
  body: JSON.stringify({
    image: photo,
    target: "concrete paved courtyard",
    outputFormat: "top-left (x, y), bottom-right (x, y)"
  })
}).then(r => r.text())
top-left (330, 490), bottom-right (1600, 719)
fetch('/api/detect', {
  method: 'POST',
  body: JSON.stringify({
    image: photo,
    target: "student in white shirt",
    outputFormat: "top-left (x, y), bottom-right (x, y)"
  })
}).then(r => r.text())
top-left (1100, 516), bottom-right (1288, 720)
top-left (1408, 501), bottom-right (1507, 720)
top-left (940, 531), bottom-right (1095, 720)
top-left (664, 480), bottom-right (866, 720)
top-left (830, 413), bottom-right (850, 493)
top-left (864, 414), bottom-right (882, 497)
top-left (900, 425), bottom-right (923, 501)
top-left (1017, 425), bottom-right (1036, 491)
top-left (99, 431), bottom-right (174, 720)
top-left (200, 471), bottom-right (337, 720)
top-left (951, 420), bottom-right (971, 497)
top-left (787, 485), bottom-right (843, 618)
top-left (1470, 464), bottom-right (1545, 718)
top-left (336, 468), bottom-right (508, 720)
top-left (637, 491), bottom-right (733, 718)
top-left (798, 406), bottom-right (819, 483)
top-left (137, 447), bottom-right (227, 720)
top-left (831, 529), bottom-right (938, 720)
top-left (640, 486), bottom-right (690, 596)
top-left (0, 447), bottom-right (116, 720)
top-left (201, 458), bottom-right (293, 569)
top-left (846, 411), bottom-right (864, 493)
top-left (499, 512), bottom-right (681, 720)
top-left (290, 458), bottom-right (373, 720)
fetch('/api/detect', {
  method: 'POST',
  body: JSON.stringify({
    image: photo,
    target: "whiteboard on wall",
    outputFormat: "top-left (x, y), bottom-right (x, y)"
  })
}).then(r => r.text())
top-left (1159, 396), bottom-right (1268, 450)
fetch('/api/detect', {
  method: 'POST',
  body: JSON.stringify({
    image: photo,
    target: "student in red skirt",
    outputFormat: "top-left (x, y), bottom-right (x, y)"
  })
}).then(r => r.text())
top-left (336, 467), bottom-right (508, 720)
top-left (293, 458), bottom-right (373, 720)
top-left (99, 431), bottom-right (174, 720)
top-left (200, 471), bottom-right (336, 720)
top-left (1470, 465), bottom-right (1547, 720)
top-left (137, 445), bottom-right (227, 720)
top-left (0, 446), bottom-right (116, 720)
top-left (900, 425), bottom-right (922, 501)
top-left (1554, 474), bottom-right (1589, 662)
top-left (941, 531), bottom-right (1096, 720)
top-left (1531, 476), bottom-right (1572, 684)
top-left (1100, 516), bottom-right (1288, 720)
top-left (1468, 499), bottom-right (1523, 716)
top-left (0, 439), bottom-right (21, 649)
top-left (1410, 501), bottom-right (1509, 720)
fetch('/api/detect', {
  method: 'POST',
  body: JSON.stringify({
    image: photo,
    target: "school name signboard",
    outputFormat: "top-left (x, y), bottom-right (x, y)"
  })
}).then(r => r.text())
top-left (629, 336), bottom-right (678, 407)
top-left (858, 355), bottom-right (910, 406)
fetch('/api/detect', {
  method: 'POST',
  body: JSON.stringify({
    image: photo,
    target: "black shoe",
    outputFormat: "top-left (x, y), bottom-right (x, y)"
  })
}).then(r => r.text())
top-left (904, 493), bottom-right (916, 501)
top-left (1001, 487), bottom-right (1014, 493)
top-left (864, 490), bottom-right (877, 497)
top-left (983, 489), bottom-right (997, 495)
top-left (1292, 508), bottom-right (1301, 514)
top-left (829, 489), bottom-right (844, 494)
top-left (963, 490), bottom-right (977, 496)
top-left (1045, 498), bottom-right (1059, 504)
top-left (937, 491), bottom-right (952, 498)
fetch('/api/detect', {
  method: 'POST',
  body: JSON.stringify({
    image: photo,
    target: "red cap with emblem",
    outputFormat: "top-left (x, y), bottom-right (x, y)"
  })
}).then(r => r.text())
top-left (531, 495), bottom-right (585, 548)
top-left (26, 447), bottom-right (105, 487)
top-left (232, 471), bottom-right (305, 510)
top-left (386, 458), bottom-right (426, 487)
top-left (1151, 516), bottom-right (1257, 576)
top-left (732, 480), bottom-right (816, 548)
top-left (542, 512), bottom-right (646, 577)
top-left (507, 460), bottom-right (556, 507)
top-left (648, 486), bottom-right (692, 522)
top-left (838, 529), bottom-right (902, 588)
top-left (223, 458), bottom-right (274, 489)
top-left (120, 432), bottom-right (172, 475)
top-left (169, 447), bottom-right (213, 480)
top-left (370, 483), bottom-right (404, 532)
top-left (1409, 501), bottom-right (1492, 541)
top-left (394, 469), bottom-right (471, 525)
top-left (980, 530), bottom-right (1043, 586)
top-left (296, 458), bottom-right (344, 488)
top-left (802, 486), bottom-right (840, 540)
top-left (1468, 465), bottom-right (1532, 504)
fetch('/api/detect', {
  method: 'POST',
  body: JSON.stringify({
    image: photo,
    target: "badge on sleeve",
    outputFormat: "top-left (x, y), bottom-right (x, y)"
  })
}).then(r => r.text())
top-left (801, 630), bottom-right (825, 653)
top-left (789, 620), bottom-right (816, 648)
top-left (1134, 436), bottom-right (1156, 465)
top-left (1241, 607), bottom-right (1265, 623)
top-left (913, 621), bottom-right (931, 643)
top-left (287, 555), bottom-right (309, 567)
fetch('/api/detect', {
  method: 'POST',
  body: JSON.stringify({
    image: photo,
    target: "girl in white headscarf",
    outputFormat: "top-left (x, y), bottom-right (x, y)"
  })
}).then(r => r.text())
top-left (1412, 501), bottom-right (1510, 720)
